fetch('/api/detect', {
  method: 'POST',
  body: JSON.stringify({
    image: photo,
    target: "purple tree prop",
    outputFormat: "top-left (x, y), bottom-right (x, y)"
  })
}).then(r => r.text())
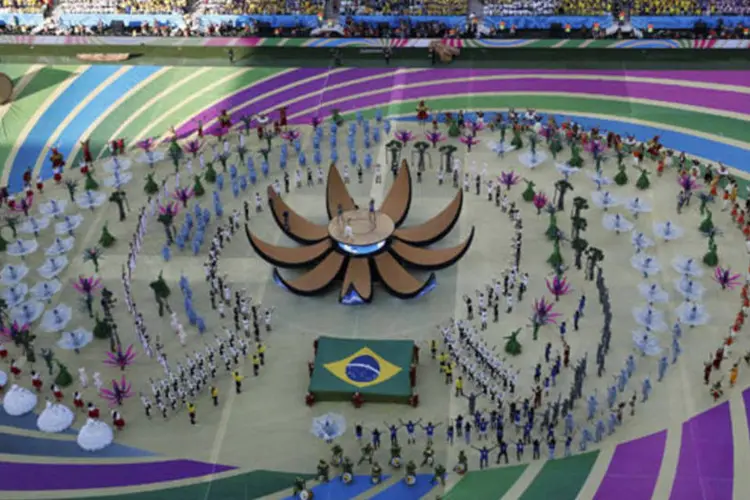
top-left (546, 275), bottom-right (572, 301)
top-left (0, 321), bottom-right (30, 345)
top-left (532, 192), bottom-right (549, 215)
top-left (531, 297), bottom-right (562, 340)
top-left (158, 202), bottom-right (180, 244)
top-left (469, 121), bottom-right (484, 136)
top-left (183, 139), bottom-right (203, 158)
top-left (99, 375), bottom-right (133, 407)
top-left (136, 137), bottom-right (156, 153)
top-left (713, 266), bottom-right (741, 290)
top-left (172, 186), bottom-right (195, 208)
top-left (678, 174), bottom-right (701, 194)
top-left (394, 130), bottom-right (414, 147)
top-left (459, 135), bottom-right (480, 152)
top-left (425, 131), bottom-right (446, 148)
top-left (73, 275), bottom-right (102, 317)
top-left (498, 171), bottom-right (521, 190)
top-left (104, 344), bottom-right (136, 371)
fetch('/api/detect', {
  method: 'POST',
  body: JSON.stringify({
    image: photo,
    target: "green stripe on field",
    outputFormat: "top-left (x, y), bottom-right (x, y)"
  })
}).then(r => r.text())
top-left (2, 63), bottom-right (31, 83)
top-left (444, 465), bottom-right (528, 500)
top-left (75, 67), bottom-right (193, 164)
top-left (520, 452), bottom-right (599, 500)
top-left (343, 95), bottom-right (750, 144)
top-left (529, 39), bottom-right (565, 48)
top-left (0, 66), bottom-right (79, 176)
top-left (79, 470), bottom-right (314, 500)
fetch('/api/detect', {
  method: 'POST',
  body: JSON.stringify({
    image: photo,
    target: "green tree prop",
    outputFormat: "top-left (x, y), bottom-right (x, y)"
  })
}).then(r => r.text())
top-left (193, 175), bottom-right (206, 197)
top-left (447, 119), bottom-right (460, 137)
top-left (4, 216), bottom-right (19, 238)
top-left (522, 180), bottom-right (536, 202)
top-left (549, 133), bottom-right (562, 159)
top-left (703, 235), bottom-right (719, 266)
top-left (699, 209), bottom-right (714, 234)
top-left (204, 162), bottom-right (217, 183)
top-left (547, 239), bottom-right (564, 270)
top-left (331, 109), bottom-right (344, 126)
top-left (149, 272), bottom-right (171, 317)
top-left (439, 145), bottom-right (457, 172)
top-left (0, 231), bottom-right (7, 252)
top-left (510, 127), bottom-right (523, 149)
top-left (84, 170), bottom-right (99, 191)
top-left (545, 212), bottom-right (559, 240)
top-left (54, 360), bottom-right (73, 387)
top-left (636, 169), bottom-right (651, 190)
top-left (568, 142), bottom-right (583, 168)
top-left (93, 313), bottom-right (112, 339)
top-left (99, 223), bottom-right (116, 248)
top-left (168, 141), bottom-right (182, 171)
top-left (64, 179), bottom-right (78, 203)
top-left (144, 173), bottom-right (159, 195)
top-left (614, 164), bottom-right (628, 186)
top-left (504, 328), bottom-right (522, 356)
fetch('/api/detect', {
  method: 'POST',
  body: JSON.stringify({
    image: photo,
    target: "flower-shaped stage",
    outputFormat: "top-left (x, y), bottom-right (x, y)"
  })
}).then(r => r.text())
top-left (246, 161), bottom-right (474, 303)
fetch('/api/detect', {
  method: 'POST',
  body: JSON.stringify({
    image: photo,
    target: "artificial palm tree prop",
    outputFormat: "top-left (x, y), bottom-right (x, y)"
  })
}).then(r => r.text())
top-left (572, 237), bottom-right (589, 270)
top-left (553, 178), bottom-right (574, 211)
top-left (109, 189), bottom-right (128, 221)
top-left (157, 202), bottom-right (180, 245)
top-left (412, 141), bottom-right (430, 172)
top-left (385, 140), bottom-right (403, 173)
top-left (64, 179), bottom-right (78, 203)
top-left (149, 272), bottom-right (171, 317)
top-left (585, 247), bottom-right (605, 281)
top-left (439, 144), bottom-right (457, 172)
top-left (545, 210), bottom-right (560, 240)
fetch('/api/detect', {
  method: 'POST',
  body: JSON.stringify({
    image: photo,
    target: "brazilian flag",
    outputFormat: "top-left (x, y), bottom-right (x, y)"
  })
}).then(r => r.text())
top-left (309, 337), bottom-right (415, 403)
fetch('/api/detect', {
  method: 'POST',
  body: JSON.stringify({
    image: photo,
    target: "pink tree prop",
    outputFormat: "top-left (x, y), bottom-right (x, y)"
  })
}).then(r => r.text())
top-left (532, 192), bottom-right (549, 214)
top-left (99, 376), bottom-right (133, 407)
top-left (394, 130), bottom-right (414, 146)
top-left (104, 344), bottom-right (136, 371)
top-left (425, 131), bottom-right (446, 148)
top-left (713, 266), bottom-right (741, 290)
top-left (311, 116), bottom-right (321, 129)
top-left (0, 321), bottom-right (30, 343)
top-left (469, 121), bottom-right (484, 136)
top-left (459, 135), bottom-right (480, 152)
top-left (530, 297), bottom-right (562, 340)
top-left (73, 275), bottom-right (103, 296)
top-left (183, 139), bottom-right (203, 158)
top-left (211, 127), bottom-right (229, 139)
top-left (498, 171), bottom-right (520, 190)
top-left (8, 192), bottom-right (34, 215)
top-left (172, 186), bottom-right (195, 208)
top-left (546, 275), bottom-right (572, 301)
top-left (281, 129), bottom-right (301, 142)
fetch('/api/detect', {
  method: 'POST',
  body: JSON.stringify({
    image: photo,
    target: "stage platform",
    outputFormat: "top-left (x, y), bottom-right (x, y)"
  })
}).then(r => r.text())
top-left (309, 336), bottom-right (415, 403)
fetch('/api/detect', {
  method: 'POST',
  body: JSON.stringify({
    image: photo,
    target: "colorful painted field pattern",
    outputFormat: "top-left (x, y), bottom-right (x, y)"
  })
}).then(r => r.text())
top-left (0, 63), bottom-right (749, 500)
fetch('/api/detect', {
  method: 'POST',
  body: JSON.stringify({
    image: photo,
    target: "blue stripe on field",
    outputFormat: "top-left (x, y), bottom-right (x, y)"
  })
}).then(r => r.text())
top-left (369, 474), bottom-right (438, 500)
top-left (7, 66), bottom-right (118, 193)
top-left (0, 431), bottom-right (157, 458)
top-left (283, 475), bottom-right (390, 500)
top-left (0, 407), bottom-right (77, 435)
top-left (39, 66), bottom-right (160, 182)
top-left (395, 112), bottom-right (749, 172)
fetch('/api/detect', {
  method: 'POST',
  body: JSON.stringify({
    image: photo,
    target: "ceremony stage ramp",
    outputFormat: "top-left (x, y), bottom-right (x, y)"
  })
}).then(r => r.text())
top-left (0, 63), bottom-right (749, 499)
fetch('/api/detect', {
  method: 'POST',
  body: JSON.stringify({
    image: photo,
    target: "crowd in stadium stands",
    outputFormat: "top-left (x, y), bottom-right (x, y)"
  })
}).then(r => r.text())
top-left (482, 0), bottom-right (557, 16)
top-left (55, 0), bottom-right (189, 14)
top-left (336, 0), bottom-right (463, 15)
top-left (0, 0), bottom-right (51, 13)
top-left (198, 0), bottom-right (324, 14)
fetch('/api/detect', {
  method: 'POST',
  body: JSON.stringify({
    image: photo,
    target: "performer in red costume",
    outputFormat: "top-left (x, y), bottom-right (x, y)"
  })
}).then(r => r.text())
top-left (218, 109), bottom-right (231, 128)
top-left (112, 410), bottom-right (126, 431)
top-left (279, 106), bottom-right (288, 128)
top-left (87, 403), bottom-right (100, 419)
top-left (81, 139), bottom-right (92, 164)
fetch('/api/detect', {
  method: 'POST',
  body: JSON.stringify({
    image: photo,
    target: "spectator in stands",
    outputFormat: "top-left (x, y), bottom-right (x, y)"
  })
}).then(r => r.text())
top-left (482, 0), bottom-right (557, 16)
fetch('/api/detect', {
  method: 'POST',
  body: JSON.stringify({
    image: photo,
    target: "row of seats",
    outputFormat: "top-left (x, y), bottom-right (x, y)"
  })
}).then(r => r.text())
top-left (55, 0), bottom-right (188, 14)
top-left (197, 0), bottom-right (324, 15)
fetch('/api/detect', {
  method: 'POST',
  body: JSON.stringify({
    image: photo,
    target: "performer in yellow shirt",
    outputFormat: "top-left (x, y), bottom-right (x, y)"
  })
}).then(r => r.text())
top-left (232, 371), bottom-right (244, 394)
top-left (187, 402), bottom-right (196, 425)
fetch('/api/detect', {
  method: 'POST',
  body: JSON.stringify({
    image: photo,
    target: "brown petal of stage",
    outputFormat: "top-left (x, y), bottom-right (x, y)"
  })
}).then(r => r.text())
top-left (246, 225), bottom-right (333, 269)
top-left (272, 252), bottom-right (346, 296)
top-left (326, 164), bottom-right (357, 220)
top-left (393, 189), bottom-right (463, 247)
top-left (339, 257), bottom-right (373, 303)
top-left (267, 186), bottom-right (328, 244)
top-left (373, 251), bottom-right (436, 299)
top-left (378, 161), bottom-right (412, 228)
top-left (391, 227), bottom-right (475, 270)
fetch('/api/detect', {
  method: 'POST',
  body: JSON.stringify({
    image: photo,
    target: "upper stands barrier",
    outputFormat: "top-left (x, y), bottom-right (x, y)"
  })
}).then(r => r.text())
top-left (57, 14), bottom-right (186, 28)
top-left (0, 13), bottom-right (44, 26)
top-left (198, 15), bottom-right (320, 29)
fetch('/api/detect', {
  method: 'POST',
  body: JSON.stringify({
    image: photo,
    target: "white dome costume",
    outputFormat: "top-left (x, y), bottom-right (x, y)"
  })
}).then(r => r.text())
top-left (30, 279), bottom-right (62, 303)
top-left (671, 256), bottom-right (704, 277)
top-left (631, 231), bottom-right (654, 253)
top-left (631, 254), bottom-right (661, 277)
top-left (633, 305), bottom-right (667, 332)
top-left (310, 413), bottom-right (347, 443)
top-left (675, 302), bottom-right (710, 327)
top-left (37, 400), bottom-right (75, 433)
top-left (588, 171), bottom-right (612, 189)
top-left (45, 237), bottom-right (75, 256)
top-left (653, 221), bottom-right (683, 241)
top-left (40, 304), bottom-right (73, 333)
top-left (0, 264), bottom-right (29, 285)
top-left (555, 163), bottom-right (579, 179)
top-left (37, 256), bottom-right (68, 280)
top-left (10, 300), bottom-right (44, 324)
top-left (57, 328), bottom-right (93, 351)
top-left (674, 277), bottom-right (705, 301)
top-left (104, 156), bottom-right (132, 172)
top-left (6, 238), bottom-right (38, 258)
top-left (632, 330), bottom-right (662, 356)
top-left (103, 170), bottom-right (133, 189)
top-left (136, 150), bottom-right (165, 165)
top-left (2, 283), bottom-right (28, 308)
top-left (591, 191), bottom-right (621, 210)
top-left (625, 197), bottom-right (652, 218)
top-left (3, 385), bottom-right (38, 416)
top-left (77, 418), bottom-right (114, 451)
top-left (55, 215), bottom-right (84, 236)
top-left (39, 199), bottom-right (67, 218)
top-left (603, 213), bottom-right (634, 234)
top-left (638, 282), bottom-right (669, 304)
top-left (76, 190), bottom-right (106, 210)
top-left (19, 216), bottom-right (50, 235)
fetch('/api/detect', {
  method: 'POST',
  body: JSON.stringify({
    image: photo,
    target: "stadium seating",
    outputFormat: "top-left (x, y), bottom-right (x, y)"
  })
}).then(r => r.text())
top-left (0, 0), bottom-right (50, 13)
top-left (199, 0), bottom-right (324, 15)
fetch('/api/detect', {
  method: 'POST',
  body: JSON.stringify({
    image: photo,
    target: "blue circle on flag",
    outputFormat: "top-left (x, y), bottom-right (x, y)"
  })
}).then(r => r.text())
top-left (346, 355), bottom-right (381, 383)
